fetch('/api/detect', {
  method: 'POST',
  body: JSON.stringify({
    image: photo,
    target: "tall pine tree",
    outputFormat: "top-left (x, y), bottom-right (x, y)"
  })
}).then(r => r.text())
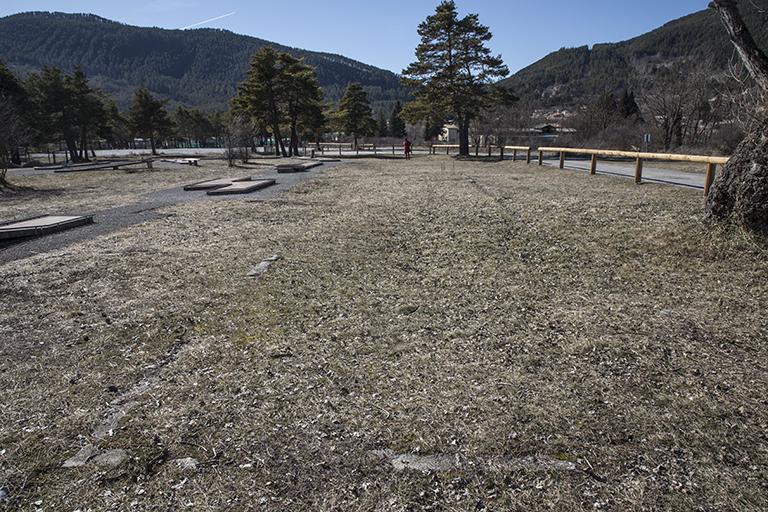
top-left (128, 88), bottom-right (171, 155)
top-left (402, 1), bottom-right (511, 156)
top-left (333, 83), bottom-right (375, 149)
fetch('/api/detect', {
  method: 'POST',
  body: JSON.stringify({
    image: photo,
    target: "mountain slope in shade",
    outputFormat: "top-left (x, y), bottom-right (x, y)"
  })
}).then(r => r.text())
top-left (0, 11), bottom-right (410, 111)
top-left (502, 0), bottom-right (768, 108)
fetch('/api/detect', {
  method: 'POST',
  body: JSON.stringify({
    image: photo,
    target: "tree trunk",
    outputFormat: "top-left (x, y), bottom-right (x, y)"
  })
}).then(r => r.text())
top-left (458, 116), bottom-right (470, 156)
top-left (710, 1), bottom-right (768, 92)
top-left (150, 135), bottom-right (157, 155)
top-left (290, 118), bottom-right (299, 157)
top-left (65, 137), bottom-right (80, 162)
top-left (705, 0), bottom-right (768, 234)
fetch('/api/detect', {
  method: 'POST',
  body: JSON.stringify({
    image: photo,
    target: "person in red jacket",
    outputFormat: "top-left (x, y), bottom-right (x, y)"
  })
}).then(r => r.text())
top-left (403, 138), bottom-right (412, 160)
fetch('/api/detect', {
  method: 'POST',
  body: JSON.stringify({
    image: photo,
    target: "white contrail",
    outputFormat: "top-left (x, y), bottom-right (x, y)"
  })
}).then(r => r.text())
top-left (182, 12), bottom-right (236, 30)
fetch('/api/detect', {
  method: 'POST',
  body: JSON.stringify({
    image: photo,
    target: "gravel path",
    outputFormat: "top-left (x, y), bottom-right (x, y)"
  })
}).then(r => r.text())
top-left (0, 163), bottom-right (337, 264)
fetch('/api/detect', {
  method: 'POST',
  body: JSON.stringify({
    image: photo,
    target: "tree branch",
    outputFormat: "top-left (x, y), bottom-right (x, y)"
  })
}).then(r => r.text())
top-left (710, 0), bottom-right (768, 91)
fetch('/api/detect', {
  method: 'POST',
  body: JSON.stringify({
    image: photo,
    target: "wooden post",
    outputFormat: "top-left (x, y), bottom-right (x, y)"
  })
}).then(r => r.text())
top-left (500, 147), bottom-right (504, 160)
top-left (446, 146), bottom-right (450, 155)
top-left (526, 148), bottom-right (531, 164)
top-left (339, 146), bottom-right (342, 157)
top-left (634, 157), bottom-right (643, 184)
top-left (559, 151), bottom-right (565, 169)
top-left (704, 163), bottom-right (716, 196)
top-left (590, 154), bottom-right (597, 175)
top-left (538, 149), bottom-right (543, 166)
top-left (512, 149), bottom-right (517, 161)
top-left (488, 146), bottom-right (492, 157)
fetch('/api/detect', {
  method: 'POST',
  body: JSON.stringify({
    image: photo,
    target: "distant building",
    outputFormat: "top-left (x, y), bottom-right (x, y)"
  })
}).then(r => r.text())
top-left (439, 124), bottom-right (459, 143)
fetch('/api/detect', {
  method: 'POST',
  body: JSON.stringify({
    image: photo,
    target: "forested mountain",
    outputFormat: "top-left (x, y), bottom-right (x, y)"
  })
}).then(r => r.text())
top-left (0, 11), bottom-right (410, 112)
top-left (502, 0), bottom-right (768, 108)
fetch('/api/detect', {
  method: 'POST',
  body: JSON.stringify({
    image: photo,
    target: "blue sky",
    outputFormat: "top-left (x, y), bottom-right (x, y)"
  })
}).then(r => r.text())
top-left (0, 1), bottom-right (708, 74)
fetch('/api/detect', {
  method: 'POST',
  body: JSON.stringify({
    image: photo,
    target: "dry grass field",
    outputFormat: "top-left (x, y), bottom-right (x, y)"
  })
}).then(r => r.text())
top-left (0, 157), bottom-right (766, 511)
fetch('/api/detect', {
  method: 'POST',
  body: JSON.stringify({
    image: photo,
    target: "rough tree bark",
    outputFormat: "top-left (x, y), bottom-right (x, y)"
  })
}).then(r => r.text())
top-left (705, 0), bottom-right (768, 234)
top-left (459, 115), bottom-right (470, 156)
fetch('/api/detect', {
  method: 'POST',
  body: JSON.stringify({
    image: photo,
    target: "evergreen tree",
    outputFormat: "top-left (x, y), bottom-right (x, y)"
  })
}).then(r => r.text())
top-left (389, 101), bottom-right (406, 138)
top-left (233, 47), bottom-right (324, 157)
top-left (618, 90), bottom-right (641, 119)
top-left (26, 67), bottom-right (80, 161)
top-left (234, 47), bottom-right (287, 156)
top-left (0, 60), bottom-right (28, 178)
top-left (66, 66), bottom-right (105, 160)
top-left (128, 88), bottom-right (171, 155)
top-left (333, 82), bottom-right (375, 149)
top-left (99, 99), bottom-right (131, 149)
top-left (377, 110), bottom-right (388, 138)
top-left (402, 1), bottom-right (511, 156)
top-left (279, 53), bottom-right (324, 156)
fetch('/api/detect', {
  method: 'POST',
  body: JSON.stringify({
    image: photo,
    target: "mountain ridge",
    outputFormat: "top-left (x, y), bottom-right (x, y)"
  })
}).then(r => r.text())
top-left (0, 11), bottom-right (410, 112)
top-left (501, 1), bottom-right (768, 109)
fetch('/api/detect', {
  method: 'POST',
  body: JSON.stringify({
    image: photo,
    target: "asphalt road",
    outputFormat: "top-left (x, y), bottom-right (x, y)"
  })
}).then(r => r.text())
top-left (541, 158), bottom-right (707, 189)
top-left (0, 162), bottom-right (337, 264)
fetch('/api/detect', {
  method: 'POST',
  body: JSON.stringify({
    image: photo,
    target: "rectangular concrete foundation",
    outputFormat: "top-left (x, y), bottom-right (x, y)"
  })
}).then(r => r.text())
top-left (206, 179), bottom-right (276, 195)
top-left (0, 215), bottom-right (94, 240)
top-left (184, 177), bottom-right (252, 191)
top-left (276, 162), bottom-right (322, 173)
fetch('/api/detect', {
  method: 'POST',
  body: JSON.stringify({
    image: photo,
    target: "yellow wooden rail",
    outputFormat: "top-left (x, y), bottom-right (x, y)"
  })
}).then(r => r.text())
top-left (537, 146), bottom-right (731, 196)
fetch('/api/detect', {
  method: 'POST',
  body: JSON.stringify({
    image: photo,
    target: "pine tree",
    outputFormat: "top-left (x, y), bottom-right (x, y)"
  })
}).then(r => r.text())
top-left (279, 53), bottom-right (324, 156)
top-left (333, 83), bottom-right (375, 149)
top-left (233, 47), bottom-right (286, 156)
top-left (234, 47), bottom-right (324, 157)
top-left (618, 90), bottom-right (641, 119)
top-left (389, 101), bottom-right (407, 138)
top-left (26, 67), bottom-right (80, 161)
top-left (128, 88), bottom-right (171, 155)
top-left (377, 110), bottom-right (388, 138)
top-left (402, 1), bottom-right (511, 156)
top-left (66, 66), bottom-right (105, 160)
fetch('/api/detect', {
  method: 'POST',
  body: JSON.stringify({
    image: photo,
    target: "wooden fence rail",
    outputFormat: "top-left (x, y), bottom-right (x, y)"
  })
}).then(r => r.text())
top-left (537, 147), bottom-right (730, 196)
top-left (430, 145), bottom-right (532, 162)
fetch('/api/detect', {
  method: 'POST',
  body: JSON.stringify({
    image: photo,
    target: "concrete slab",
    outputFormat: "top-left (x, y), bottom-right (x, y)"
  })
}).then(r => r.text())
top-left (276, 162), bottom-right (321, 173)
top-left (183, 177), bottom-right (252, 191)
top-left (0, 215), bottom-right (94, 240)
top-left (206, 179), bottom-right (276, 195)
top-left (53, 160), bottom-right (150, 173)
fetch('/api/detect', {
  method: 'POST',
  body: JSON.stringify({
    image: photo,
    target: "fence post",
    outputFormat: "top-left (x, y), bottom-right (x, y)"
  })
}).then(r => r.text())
top-left (526, 148), bottom-right (531, 164)
top-left (512, 149), bottom-right (517, 161)
top-left (488, 146), bottom-right (492, 157)
top-left (704, 163), bottom-right (716, 196)
top-left (339, 146), bottom-right (342, 157)
top-left (590, 154), bottom-right (597, 175)
top-left (559, 151), bottom-right (565, 169)
top-left (634, 157), bottom-right (643, 184)
top-left (538, 150), bottom-right (543, 166)
top-left (446, 146), bottom-right (450, 155)
top-left (500, 146), bottom-right (504, 160)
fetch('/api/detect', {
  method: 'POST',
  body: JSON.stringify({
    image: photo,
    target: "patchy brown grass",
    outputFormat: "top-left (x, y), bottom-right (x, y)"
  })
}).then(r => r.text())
top-left (0, 157), bottom-right (766, 511)
top-left (0, 159), bottom-right (276, 220)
